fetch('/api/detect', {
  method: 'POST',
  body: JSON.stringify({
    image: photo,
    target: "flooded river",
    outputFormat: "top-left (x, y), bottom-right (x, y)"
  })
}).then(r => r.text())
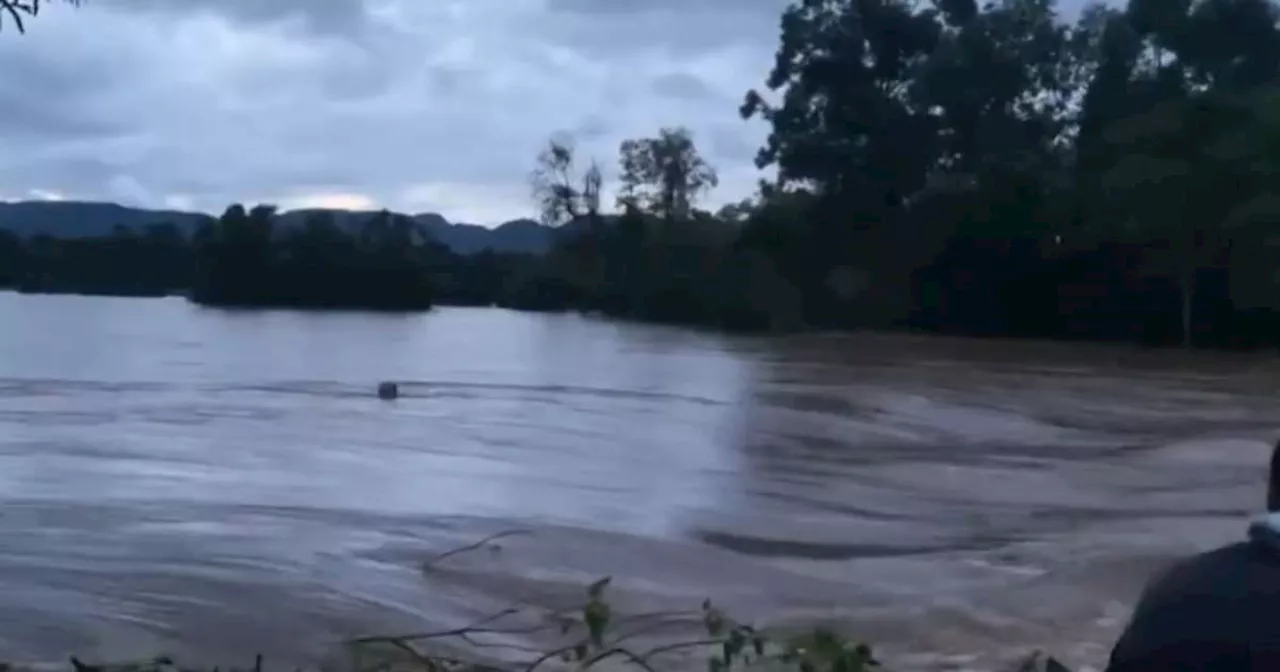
top-left (1, 292), bottom-right (1277, 670)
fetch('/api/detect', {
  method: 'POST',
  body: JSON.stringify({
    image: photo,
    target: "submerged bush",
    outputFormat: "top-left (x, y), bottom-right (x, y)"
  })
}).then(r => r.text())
top-left (52, 533), bottom-right (1077, 672)
top-left (348, 577), bottom-right (1073, 672)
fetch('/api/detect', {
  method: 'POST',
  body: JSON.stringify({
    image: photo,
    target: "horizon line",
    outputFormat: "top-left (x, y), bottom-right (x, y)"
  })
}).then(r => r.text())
top-left (0, 197), bottom-right (546, 230)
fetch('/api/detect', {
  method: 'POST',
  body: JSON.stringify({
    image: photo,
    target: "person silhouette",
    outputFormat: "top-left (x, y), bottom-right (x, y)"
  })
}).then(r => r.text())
top-left (1105, 439), bottom-right (1280, 671)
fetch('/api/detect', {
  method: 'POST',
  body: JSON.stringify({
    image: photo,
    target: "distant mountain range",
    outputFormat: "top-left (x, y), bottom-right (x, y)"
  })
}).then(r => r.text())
top-left (0, 200), bottom-right (559, 255)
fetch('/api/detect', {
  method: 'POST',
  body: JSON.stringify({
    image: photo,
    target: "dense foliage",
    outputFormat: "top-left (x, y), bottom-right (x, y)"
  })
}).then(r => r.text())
top-left (189, 205), bottom-right (445, 310)
top-left (512, 0), bottom-right (1280, 345)
top-left (6, 0), bottom-right (1280, 347)
top-left (0, 207), bottom-right (541, 309)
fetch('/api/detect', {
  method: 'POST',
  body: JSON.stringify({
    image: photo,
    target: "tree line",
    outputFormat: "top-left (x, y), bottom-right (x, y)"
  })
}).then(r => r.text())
top-left (5, 0), bottom-right (1280, 347)
top-left (517, 0), bottom-right (1280, 347)
top-left (0, 207), bottom-right (533, 310)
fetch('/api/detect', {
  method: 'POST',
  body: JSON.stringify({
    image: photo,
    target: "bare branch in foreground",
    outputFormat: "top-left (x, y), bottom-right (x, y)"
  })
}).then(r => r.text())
top-left (423, 530), bottom-right (533, 569)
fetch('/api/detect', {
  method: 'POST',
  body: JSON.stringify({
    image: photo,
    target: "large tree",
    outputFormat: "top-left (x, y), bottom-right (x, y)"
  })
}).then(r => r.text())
top-left (739, 0), bottom-right (943, 320)
top-left (741, 0), bottom-right (940, 212)
top-left (616, 127), bottom-right (717, 227)
top-left (529, 138), bottom-right (604, 230)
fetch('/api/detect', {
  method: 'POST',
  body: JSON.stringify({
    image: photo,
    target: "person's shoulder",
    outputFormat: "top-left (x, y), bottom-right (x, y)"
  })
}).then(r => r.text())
top-left (1110, 542), bottom-right (1280, 670)
top-left (1154, 541), bottom-right (1256, 582)
top-left (1135, 541), bottom-right (1269, 609)
top-left (1173, 540), bottom-right (1258, 571)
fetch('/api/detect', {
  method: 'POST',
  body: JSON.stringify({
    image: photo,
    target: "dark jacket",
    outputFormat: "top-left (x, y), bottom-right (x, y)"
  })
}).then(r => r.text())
top-left (1106, 515), bottom-right (1280, 671)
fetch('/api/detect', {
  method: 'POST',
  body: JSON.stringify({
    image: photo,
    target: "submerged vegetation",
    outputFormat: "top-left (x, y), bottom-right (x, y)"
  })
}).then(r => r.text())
top-left (47, 532), bottom-right (1076, 672)
top-left (346, 580), bottom-right (1074, 672)
top-left (45, 595), bottom-right (1073, 672)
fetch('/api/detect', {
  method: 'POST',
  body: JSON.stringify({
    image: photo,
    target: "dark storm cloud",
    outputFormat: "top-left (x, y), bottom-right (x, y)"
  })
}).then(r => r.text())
top-left (535, 0), bottom-right (788, 56)
top-left (651, 72), bottom-right (719, 101)
top-left (544, 0), bottom-right (784, 16)
top-left (106, 0), bottom-right (372, 32)
top-left (0, 23), bottom-right (131, 144)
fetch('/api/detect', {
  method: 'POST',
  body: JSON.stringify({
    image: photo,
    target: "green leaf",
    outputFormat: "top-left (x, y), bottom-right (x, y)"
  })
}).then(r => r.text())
top-left (584, 599), bottom-right (611, 648)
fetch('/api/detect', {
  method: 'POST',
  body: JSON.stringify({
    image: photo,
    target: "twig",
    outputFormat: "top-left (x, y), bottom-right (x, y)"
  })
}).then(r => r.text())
top-left (391, 652), bottom-right (509, 672)
top-left (582, 648), bottom-right (659, 672)
top-left (1, 0), bottom-right (80, 33)
top-left (609, 612), bottom-right (704, 646)
top-left (521, 642), bottom-right (586, 672)
top-left (637, 639), bottom-right (723, 662)
top-left (610, 609), bottom-right (702, 624)
top-left (69, 658), bottom-right (100, 672)
top-left (350, 609), bottom-right (560, 646)
top-left (521, 634), bottom-right (721, 672)
top-left (425, 530), bottom-right (533, 568)
top-left (454, 633), bottom-right (547, 653)
top-left (378, 638), bottom-right (442, 672)
top-left (1, 2), bottom-right (26, 32)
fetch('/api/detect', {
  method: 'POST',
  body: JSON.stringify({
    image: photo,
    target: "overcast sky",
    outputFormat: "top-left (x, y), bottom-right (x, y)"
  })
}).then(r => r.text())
top-left (1, 0), bottom-right (1093, 226)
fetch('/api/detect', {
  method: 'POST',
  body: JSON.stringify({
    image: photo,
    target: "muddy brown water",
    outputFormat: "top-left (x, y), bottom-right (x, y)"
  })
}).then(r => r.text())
top-left (1, 292), bottom-right (1277, 671)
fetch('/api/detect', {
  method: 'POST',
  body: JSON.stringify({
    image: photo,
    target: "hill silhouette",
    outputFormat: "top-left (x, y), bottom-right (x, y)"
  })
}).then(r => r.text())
top-left (0, 200), bottom-right (555, 255)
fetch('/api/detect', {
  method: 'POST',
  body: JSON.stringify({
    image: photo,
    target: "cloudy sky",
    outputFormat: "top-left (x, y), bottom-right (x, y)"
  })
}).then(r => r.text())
top-left (1, 0), bottom-right (1092, 226)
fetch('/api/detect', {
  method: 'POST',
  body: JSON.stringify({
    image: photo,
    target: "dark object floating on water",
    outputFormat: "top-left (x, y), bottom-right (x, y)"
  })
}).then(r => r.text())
top-left (377, 381), bottom-right (399, 400)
